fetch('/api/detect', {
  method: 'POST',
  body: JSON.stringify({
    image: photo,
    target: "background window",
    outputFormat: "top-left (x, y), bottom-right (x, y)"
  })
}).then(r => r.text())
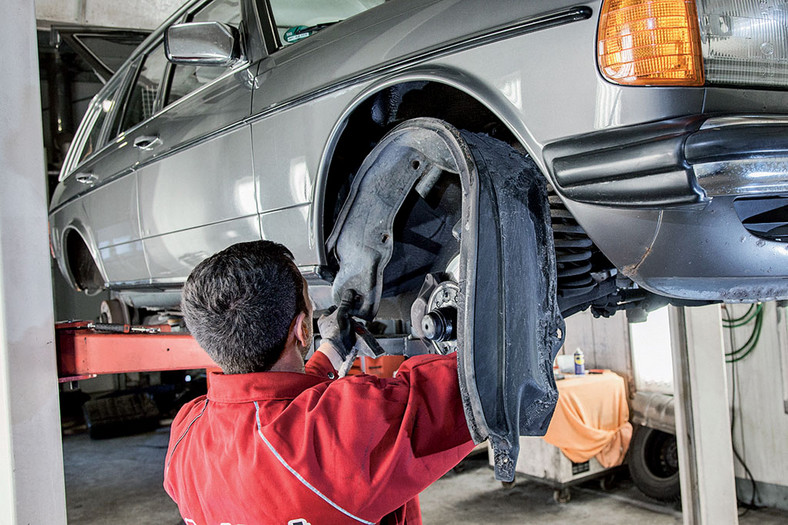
top-left (120, 43), bottom-right (169, 131)
top-left (193, 0), bottom-right (241, 25)
top-left (166, 0), bottom-right (242, 106)
top-left (629, 306), bottom-right (674, 395)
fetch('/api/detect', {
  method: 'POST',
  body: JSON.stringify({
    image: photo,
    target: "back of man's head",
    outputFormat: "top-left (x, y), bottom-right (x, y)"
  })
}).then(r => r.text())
top-left (181, 241), bottom-right (307, 374)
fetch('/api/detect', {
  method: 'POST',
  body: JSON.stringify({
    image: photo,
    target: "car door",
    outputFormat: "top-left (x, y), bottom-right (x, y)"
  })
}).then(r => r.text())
top-left (55, 64), bottom-right (148, 286)
top-left (133, 0), bottom-right (259, 284)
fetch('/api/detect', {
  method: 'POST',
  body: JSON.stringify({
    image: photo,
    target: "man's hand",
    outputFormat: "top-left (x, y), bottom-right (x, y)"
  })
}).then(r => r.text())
top-left (317, 289), bottom-right (358, 360)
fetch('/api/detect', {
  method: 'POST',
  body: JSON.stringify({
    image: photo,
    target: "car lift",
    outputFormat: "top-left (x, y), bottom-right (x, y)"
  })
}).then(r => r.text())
top-left (54, 321), bottom-right (405, 382)
top-left (55, 321), bottom-right (218, 383)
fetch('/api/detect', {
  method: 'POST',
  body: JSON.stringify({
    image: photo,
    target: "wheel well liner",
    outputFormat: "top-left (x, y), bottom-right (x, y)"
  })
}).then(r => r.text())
top-left (320, 80), bottom-right (518, 266)
top-left (326, 118), bottom-right (565, 481)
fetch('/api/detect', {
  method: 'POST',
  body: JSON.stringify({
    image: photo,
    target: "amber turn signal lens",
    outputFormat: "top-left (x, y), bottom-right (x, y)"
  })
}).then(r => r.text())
top-left (598, 0), bottom-right (704, 86)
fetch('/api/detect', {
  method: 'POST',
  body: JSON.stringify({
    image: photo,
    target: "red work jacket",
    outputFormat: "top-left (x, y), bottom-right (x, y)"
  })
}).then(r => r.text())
top-left (164, 352), bottom-right (474, 525)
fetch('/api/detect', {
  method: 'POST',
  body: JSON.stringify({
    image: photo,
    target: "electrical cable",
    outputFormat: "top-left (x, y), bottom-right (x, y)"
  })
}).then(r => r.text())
top-left (722, 304), bottom-right (757, 325)
top-left (723, 303), bottom-right (762, 328)
top-left (725, 303), bottom-right (764, 363)
top-left (722, 305), bottom-right (761, 513)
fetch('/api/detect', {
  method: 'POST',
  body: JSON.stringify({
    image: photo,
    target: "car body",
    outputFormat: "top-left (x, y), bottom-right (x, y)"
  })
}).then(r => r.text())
top-left (49, 0), bottom-right (788, 480)
top-left (50, 0), bottom-right (788, 316)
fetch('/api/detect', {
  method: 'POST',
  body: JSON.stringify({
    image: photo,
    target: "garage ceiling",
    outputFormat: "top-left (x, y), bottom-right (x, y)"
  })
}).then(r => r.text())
top-left (36, 0), bottom-right (183, 30)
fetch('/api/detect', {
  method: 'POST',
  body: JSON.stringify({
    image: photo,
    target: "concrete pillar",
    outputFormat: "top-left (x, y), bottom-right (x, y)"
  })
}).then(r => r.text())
top-left (0, 2), bottom-right (68, 524)
top-left (669, 305), bottom-right (738, 524)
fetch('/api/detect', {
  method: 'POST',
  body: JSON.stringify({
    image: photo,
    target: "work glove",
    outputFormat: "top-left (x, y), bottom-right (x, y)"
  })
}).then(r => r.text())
top-left (317, 289), bottom-right (358, 360)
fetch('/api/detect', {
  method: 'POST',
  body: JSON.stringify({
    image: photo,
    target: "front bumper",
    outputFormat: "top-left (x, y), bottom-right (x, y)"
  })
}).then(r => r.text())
top-left (543, 115), bottom-right (788, 302)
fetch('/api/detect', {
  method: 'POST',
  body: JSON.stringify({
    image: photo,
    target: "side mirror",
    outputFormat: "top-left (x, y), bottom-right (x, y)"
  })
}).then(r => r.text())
top-left (165, 21), bottom-right (242, 67)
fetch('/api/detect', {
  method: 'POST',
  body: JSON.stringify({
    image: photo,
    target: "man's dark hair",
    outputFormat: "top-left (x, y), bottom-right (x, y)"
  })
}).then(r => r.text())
top-left (181, 241), bottom-right (308, 374)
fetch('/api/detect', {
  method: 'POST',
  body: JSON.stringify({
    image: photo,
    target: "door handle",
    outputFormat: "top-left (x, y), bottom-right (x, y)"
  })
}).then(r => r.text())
top-left (75, 172), bottom-right (98, 184)
top-left (133, 135), bottom-right (162, 151)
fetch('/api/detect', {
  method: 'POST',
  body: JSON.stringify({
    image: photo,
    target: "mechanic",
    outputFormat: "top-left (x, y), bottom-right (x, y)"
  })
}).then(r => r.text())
top-left (164, 240), bottom-right (475, 525)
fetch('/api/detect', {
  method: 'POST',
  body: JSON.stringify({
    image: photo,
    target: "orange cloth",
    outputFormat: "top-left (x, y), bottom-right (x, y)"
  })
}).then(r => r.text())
top-left (542, 371), bottom-right (632, 468)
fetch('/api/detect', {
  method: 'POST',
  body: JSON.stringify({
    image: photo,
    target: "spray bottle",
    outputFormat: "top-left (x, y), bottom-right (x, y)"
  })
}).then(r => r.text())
top-left (574, 348), bottom-right (585, 375)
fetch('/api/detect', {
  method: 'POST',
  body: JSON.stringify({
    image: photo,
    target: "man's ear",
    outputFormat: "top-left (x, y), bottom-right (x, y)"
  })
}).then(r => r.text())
top-left (292, 311), bottom-right (309, 346)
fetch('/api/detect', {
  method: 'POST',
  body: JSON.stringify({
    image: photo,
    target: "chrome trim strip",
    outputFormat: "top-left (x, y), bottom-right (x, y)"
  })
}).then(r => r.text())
top-left (139, 213), bottom-right (259, 241)
top-left (245, 6), bottom-right (593, 125)
top-left (700, 115), bottom-right (788, 130)
top-left (110, 263), bottom-right (328, 291)
top-left (695, 157), bottom-right (788, 197)
top-left (108, 281), bottom-right (181, 291)
top-left (258, 201), bottom-right (311, 216)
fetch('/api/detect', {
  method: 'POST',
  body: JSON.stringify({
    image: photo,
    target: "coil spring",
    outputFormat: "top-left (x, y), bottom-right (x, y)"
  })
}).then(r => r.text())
top-left (549, 192), bottom-right (598, 299)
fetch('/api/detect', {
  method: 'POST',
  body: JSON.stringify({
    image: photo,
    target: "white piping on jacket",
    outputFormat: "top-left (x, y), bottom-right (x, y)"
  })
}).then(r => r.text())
top-left (253, 401), bottom-right (374, 525)
top-left (166, 399), bottom-right (209, 473)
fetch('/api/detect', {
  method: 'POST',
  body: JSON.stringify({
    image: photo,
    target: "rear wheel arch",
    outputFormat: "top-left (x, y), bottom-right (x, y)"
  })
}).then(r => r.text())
top-left (62, 227), bottom-right (105, 295)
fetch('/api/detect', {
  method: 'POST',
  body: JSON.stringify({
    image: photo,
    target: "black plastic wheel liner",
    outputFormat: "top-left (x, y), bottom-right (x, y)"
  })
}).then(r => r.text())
top-left (327, 118), bottom-right (564, 481)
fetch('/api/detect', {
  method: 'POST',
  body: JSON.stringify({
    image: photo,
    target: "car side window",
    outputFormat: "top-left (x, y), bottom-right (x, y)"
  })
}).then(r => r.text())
top-left (77, 82), bottom-right (124, 164)
top-left (166, 0), bottom-right (242, 106)
top-left (268, 0), bottom-right (384, 47)
top-left (119, 42), bottom-right (169, 132)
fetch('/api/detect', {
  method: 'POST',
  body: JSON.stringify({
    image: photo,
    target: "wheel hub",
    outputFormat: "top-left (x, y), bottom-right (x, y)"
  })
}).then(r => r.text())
top-left (422, 280), bottom-right (459, 353)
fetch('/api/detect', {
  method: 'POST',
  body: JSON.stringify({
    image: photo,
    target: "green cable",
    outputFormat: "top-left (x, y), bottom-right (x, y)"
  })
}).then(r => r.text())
top-left (724, 304), bottom-right (762, 328)
top-left (723, 303), bottom-right (762, 328)
top-left (722, 304), bottom-right (756, 324)
top-left (724, 304), bottom-right (761, 355)
top-left (725, 304), bottom-right (763, 363)
top-left (726, 308), bottom-right (762, 357)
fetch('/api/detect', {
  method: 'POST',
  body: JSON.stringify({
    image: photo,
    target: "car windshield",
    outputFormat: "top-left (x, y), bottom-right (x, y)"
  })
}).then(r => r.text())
top-left (270, 0), bottom-right (385, 45)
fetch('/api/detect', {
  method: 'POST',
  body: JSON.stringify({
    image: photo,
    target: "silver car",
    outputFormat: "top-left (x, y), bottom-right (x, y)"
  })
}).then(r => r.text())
top-left (49, 0), bottom-right (788, 479)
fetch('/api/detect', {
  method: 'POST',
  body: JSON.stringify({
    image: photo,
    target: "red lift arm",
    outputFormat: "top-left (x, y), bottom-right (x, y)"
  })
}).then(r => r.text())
top-left (56, 321), bottom-right (217, 383)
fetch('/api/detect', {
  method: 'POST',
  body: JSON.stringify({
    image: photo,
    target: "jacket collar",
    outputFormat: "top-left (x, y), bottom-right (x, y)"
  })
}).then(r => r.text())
top-left (207, 370), bottom-right (328, 403)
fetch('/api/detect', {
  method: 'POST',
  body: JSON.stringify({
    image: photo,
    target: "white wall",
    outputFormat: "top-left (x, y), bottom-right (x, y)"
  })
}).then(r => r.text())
top-left (36, 0), bottom-right (183, 30)
top-left (724, 303), bottom-right (788, 496)
top-left (562, 309), bottom-right (633, 392)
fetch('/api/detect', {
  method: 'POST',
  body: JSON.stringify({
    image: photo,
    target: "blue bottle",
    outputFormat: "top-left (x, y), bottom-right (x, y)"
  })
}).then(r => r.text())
top-left (574, 348), bottom-right (585, 375)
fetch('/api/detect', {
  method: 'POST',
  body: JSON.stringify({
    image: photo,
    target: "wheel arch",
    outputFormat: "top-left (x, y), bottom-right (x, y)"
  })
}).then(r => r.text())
top-left (61, 224), bottom-right (106, 295)
top-left (313, 67), bottom-right (550, 265)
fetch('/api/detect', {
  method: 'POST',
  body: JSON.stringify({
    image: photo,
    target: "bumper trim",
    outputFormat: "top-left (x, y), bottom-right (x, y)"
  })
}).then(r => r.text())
top-left (686, 122), bottom-right (788, 165)
top-left (543, 115), bottom-right (788, 207)
top-left (543, 117), bottom-right (706, 207)
top-left (694, 157), bottom-right (788, 197)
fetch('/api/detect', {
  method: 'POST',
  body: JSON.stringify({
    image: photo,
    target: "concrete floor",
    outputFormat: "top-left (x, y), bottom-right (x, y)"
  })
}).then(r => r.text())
top-left (64, 428), bottom-right (788, 524)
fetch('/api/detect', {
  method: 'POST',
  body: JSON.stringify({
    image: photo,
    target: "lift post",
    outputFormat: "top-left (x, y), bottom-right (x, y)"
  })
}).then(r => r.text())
top-left (669, 305), bottom-right (738, 524)
top-left (0, 2), bottom-right (67, 522)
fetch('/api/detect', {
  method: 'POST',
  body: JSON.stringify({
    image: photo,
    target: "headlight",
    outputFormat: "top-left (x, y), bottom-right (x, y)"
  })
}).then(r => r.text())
top-left (698, 0), bottom-right (788, 88)
top-left (598, 0), bottom-right (788, 88)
